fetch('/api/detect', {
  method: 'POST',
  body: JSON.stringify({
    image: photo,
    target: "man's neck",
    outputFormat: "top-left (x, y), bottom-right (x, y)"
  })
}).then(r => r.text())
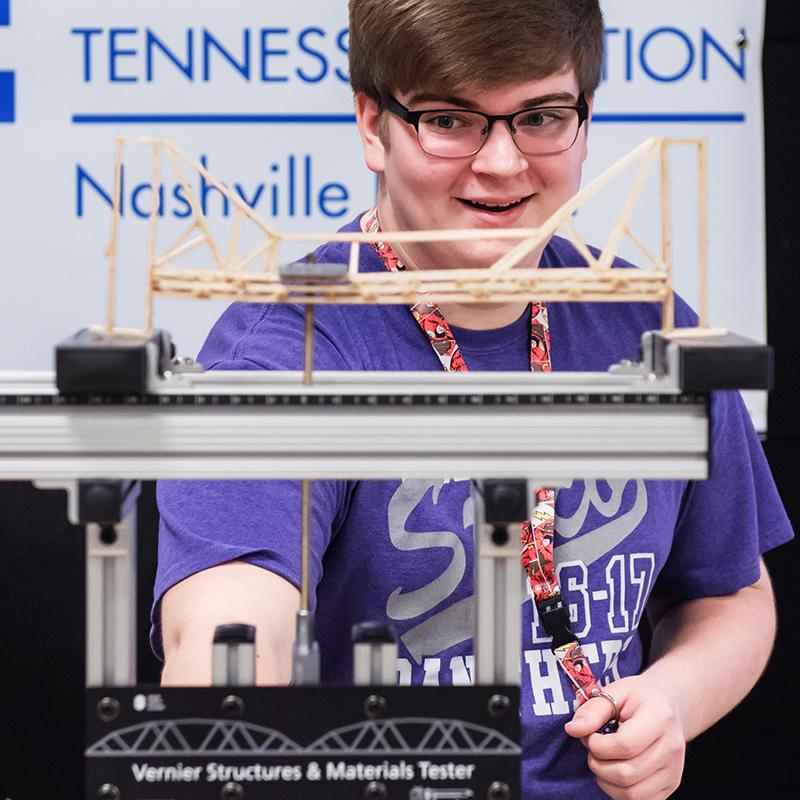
top-left (438, 301), bottom-right (529, 330)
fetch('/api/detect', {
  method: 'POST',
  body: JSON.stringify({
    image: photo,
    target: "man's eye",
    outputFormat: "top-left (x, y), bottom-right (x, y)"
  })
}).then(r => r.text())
top-left (518, 111), bottom-right (565, 127)
top-left (519, 112), bottom-right (546, 127)
top-left (422, 114), bottom-right (470, 130)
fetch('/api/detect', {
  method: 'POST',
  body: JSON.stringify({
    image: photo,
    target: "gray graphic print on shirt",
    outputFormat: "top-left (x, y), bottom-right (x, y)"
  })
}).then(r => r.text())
top-left (385, 478), bottom-right (649, 665)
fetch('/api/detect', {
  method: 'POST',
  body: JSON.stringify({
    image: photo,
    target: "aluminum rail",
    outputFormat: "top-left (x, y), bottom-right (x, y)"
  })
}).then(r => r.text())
top-left (0, 370), bottom-right (709, 481)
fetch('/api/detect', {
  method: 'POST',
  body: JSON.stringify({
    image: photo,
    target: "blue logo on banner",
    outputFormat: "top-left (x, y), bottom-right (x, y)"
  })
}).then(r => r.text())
top-left (0, 0), bottom-right (14, 123)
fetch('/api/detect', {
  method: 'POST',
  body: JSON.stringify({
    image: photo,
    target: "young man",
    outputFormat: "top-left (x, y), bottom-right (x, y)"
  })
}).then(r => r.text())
top-left (154, 2), bottom-right (793, 798)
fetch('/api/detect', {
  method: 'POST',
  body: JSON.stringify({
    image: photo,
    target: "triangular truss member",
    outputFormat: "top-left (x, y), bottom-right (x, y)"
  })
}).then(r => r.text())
top-left (102, 136), bottom-right (709, 336)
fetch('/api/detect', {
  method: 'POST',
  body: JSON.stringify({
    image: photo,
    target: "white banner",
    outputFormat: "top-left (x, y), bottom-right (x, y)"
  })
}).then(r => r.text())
top-left (0, 0), bottom-right (767, 425)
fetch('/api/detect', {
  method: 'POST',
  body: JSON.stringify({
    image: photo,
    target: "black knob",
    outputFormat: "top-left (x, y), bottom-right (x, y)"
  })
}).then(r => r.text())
top-left (488, 693), bottom-right (511, 718)
top-left (488, 781), bottom-right (511, 800)
top-left (364, 781), bottom-right (388, 799)
top-left (364, 694), bottom-right (387, 719)
top-left (220, 782), bottom-right (244, 800)
top-left (96, 696), bottom-right (120, 723)
top-left (221, 694), bottom-right (246, 718)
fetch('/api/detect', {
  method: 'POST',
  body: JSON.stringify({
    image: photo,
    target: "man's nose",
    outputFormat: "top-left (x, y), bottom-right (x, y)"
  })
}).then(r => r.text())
top-left (470, 120), bottom-right (529, 177)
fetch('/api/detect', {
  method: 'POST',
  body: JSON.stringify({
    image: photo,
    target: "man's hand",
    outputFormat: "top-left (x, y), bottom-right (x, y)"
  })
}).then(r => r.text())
top-left (564, 676), bottom-right (685, 800)
top-left (562, 560), bottom-right (776, 799)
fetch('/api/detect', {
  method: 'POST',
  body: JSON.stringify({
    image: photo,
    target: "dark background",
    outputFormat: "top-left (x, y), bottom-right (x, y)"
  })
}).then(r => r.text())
top-left (1, 3), bottom-right (798, 796)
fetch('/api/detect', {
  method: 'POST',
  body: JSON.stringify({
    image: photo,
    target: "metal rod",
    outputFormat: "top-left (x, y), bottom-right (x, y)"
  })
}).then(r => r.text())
top-left (301, 478), bottom-right (311, 612)
top-left (292, 474), bottom-right (320, 684)
top-left (303, 304), bottom-right (314, 386)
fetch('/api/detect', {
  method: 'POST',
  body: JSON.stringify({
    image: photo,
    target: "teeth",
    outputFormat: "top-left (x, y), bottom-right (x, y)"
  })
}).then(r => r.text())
top-left (464, 198), bottom-right (523, 212)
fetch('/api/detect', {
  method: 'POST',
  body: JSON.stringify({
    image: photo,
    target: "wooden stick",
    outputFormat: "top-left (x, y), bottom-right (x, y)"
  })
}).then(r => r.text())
top-left (348, 240), bottom-right (360, 276)
top-left (282, 227), bottom-right (540, 245)
top-left (558, 217), bottom-right (599, 269)
top-left (623, 224), bottom-right (666, 272)
top-left (225, 207), bottom-right (246, 272)
top-left (660, 139), bottom-right (674, 332)
top-left (164, 144), bottom-right (225, 271)
top-left (532, 138), bottom-right (662, 252)
top-left (230, 238), bottom-right (276, 275)
top-left (159, 221), bottom-right (204, 267)
top-left (104, 138), bottom-right (124, 334)
top-left (263, 236), bottom-right (279, 275)
top-left (145, 140), bottom-right (162, 336)
top-left (486, 235), bottom-right (542, 274)
top-left (697, 139), bottom-right (710, 329)
top-left (169, 142), bottom-right (279, 239)
top-left (153, 233), bottom-right (208, 267)
top-left (597, 146), bottom-right (659, 270)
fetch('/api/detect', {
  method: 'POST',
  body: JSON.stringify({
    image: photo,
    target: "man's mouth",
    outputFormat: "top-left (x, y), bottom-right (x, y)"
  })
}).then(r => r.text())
top-left (459, 196), bottom-right (531, 213)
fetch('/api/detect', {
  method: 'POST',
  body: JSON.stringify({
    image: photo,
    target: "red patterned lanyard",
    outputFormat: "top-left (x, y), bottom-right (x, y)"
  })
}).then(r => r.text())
top-left (364, 208), bottom-right (607, 708)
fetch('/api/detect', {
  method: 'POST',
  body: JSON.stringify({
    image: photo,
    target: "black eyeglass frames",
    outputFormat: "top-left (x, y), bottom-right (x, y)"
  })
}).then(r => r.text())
top-left (383, 93), bottom-right (589, 158)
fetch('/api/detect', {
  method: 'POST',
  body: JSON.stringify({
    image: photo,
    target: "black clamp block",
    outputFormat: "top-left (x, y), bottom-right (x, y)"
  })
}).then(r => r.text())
top-left (214, 623), bottom-right (257, 645)
top-left (78, 479), bottom-right (140, 526)
top-left (352, 621), bottom-right (397, 645)
top-left (279, 255), bottom-right (350, 285)
top-left (481, 479), bottom-right (529, 524)
top-left (642, 330), bottom-right (773, 392)
top-left (55, 327), bottom-right (174, 395)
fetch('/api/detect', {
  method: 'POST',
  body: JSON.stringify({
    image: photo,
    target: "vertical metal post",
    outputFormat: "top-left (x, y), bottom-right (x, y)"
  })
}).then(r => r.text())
top-left (86, 513), bottom-right (137, 687)
top-left (352, 622), bottom-right (398, 686)
top-left (472, 480), bottom-right (527, 685)
top-left (212, 624), bottom-right (256, 686)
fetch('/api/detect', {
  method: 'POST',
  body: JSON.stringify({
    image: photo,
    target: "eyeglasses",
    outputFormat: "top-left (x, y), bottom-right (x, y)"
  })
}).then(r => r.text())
top-left (384, 94), bottom-right (589, 158)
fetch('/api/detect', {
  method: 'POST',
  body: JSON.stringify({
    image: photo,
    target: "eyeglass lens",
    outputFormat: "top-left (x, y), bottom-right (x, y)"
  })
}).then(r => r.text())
top-left (417, 108), bottom-right (581, 157)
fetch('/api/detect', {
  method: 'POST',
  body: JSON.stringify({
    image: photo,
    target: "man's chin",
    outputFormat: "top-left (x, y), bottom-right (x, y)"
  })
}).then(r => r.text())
top-left (434, 243), bottom-right (539, 271)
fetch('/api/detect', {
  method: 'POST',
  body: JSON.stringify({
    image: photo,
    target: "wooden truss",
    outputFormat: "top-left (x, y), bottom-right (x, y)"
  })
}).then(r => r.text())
top-left (103, 135), bottom-right (710, 336)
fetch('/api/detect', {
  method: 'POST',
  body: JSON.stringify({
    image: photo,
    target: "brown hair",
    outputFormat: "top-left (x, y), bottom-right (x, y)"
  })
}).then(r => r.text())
top-left (348, 0), bottom-right (605, 100)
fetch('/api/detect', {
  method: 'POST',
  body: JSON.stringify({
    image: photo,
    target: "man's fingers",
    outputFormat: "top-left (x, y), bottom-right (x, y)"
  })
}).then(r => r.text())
top-left (587, 697), bottom-right (678, 762)
top-left (587, 736), bottom-right (669, 788)
top-left (596, 765), bottom-right (679, 800)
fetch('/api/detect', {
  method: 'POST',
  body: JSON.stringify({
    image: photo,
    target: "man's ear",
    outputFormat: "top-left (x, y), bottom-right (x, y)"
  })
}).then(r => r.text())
top-left (579, 93), bottom-right (593, 163)
top-left (355, 92), bottom-right (386, 174)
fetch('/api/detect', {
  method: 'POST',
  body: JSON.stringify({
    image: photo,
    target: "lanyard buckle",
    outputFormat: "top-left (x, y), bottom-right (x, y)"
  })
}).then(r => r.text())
top-left (536, 597), bottom-right (576, 651)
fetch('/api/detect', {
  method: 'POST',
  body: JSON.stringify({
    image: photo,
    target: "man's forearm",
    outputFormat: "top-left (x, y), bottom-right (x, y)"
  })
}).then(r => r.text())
top-left (643, 558), bottom-right (776, 741)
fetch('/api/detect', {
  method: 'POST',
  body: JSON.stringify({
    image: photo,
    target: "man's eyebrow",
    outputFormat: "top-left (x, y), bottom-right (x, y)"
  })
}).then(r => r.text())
top-left (519, 92), bottom-right (579, 107)
top-left (406, 92), bottom-right (479, 108)
top-left (405, 91), bottom-right (579, 109)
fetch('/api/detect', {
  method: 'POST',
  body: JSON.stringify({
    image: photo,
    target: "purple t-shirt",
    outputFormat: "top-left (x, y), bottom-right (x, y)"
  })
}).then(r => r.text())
top-left (153, 215), bottom-right (792, 799)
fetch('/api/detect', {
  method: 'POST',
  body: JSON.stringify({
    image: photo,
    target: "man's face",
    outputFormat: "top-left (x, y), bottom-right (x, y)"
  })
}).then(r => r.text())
top-left (356, 70), bottom-right (590, 271)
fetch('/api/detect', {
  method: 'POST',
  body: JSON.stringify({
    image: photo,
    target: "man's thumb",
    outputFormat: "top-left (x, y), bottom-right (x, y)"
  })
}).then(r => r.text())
top-left (564, 693), bottom-right (619, 738)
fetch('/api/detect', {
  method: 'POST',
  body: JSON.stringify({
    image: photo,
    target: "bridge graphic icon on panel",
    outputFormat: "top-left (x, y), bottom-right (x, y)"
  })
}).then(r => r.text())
top-left (306, 718), bottom-right (520, 755)
top-left (86, 719), bottom-right (302, 757)
top-left (86, 718), bottom-right (520, 757)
